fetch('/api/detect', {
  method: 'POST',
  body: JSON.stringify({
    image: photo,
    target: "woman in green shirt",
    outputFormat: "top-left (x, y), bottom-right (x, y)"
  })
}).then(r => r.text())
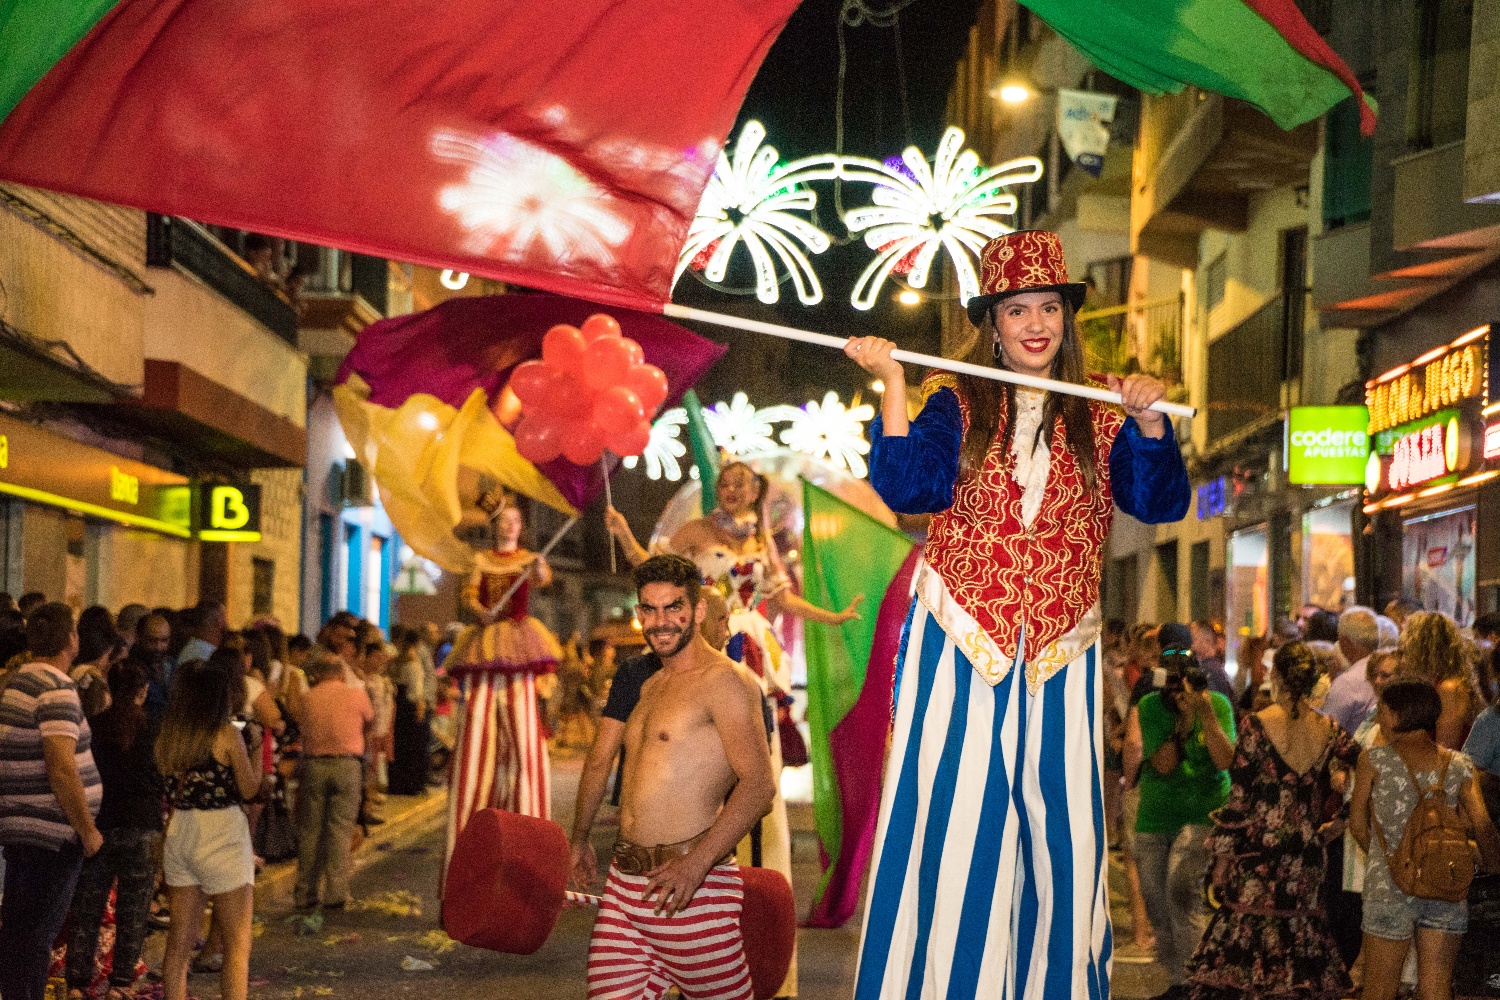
top-left (1126, 649), bottom-right (1236, 1000)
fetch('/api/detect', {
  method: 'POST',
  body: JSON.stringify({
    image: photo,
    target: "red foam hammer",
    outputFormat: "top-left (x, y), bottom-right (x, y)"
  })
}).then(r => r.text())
top-left (443, 809), bottom-right (796, 1000)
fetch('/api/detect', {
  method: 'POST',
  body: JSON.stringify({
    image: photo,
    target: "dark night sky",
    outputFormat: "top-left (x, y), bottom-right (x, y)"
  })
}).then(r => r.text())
top-left (673, 0), bottom-right (984, 409)
top-left (601, 0), bottom-right (983, 542)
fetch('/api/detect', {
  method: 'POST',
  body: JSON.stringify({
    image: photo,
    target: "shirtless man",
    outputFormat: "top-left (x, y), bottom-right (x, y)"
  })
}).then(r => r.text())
top-left (577, 555), bottom-right (775, 1000)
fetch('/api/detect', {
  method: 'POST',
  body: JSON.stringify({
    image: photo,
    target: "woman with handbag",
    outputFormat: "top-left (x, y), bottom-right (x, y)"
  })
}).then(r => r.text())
top-left (1349, 677), bottom-right (1500, 1000)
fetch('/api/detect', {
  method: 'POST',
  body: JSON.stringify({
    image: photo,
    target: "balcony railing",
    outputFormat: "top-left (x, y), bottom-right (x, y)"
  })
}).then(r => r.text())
top-left (146, 215), bottom-right (298, 344)
top-left (1205, 291), bottom-right (1306, 446)
top-left (1078, 294), bottom-right (1185, 388)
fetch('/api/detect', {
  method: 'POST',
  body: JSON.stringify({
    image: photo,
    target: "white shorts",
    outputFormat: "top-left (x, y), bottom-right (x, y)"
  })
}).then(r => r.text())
top-left (164, 806), bottom-right (255, 897)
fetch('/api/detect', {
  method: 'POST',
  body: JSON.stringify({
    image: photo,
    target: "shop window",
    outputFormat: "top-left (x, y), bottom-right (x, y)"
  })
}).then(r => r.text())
top-left (1189, 540), bottom-right (1211, 622)
top-left (1155, 541), bottom-right (1179, 622)
top-left (1226, 526), bottom-right (1270, 676)
top-left (343, 524), bottom-right (361, 616)
top-left (1401, 505), bottom-right (1477, 626)
top-left (1407, 0), bottom-right (1472, 151)
top-left (1322, 95), bottom-right (1373, 228)
top-left (365, 535), bottom-right (387, 630)
top-left (1205, 254), bottom-right (1227, 312)
top-left (252, 558), bottom-right (275, 618)
top-left (318, 513), bottom-right (335, 626)
top-left (1302, 501), bottom-right (1356, 612)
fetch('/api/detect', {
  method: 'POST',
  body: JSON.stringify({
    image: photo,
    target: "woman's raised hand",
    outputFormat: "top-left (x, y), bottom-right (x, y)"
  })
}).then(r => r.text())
top-left (843, 336), bottom-right (905, 386)
top-left (604, 505), bottom-right (632, 540)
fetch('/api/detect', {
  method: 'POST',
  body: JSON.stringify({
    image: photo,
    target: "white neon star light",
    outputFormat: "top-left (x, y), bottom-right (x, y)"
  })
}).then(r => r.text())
top-left (779, 391), bottom-right (875, 478)
top-left (674, 120), bottom-right (839, 306)
top-left (622, 408), bottom-right (689, 481)
top-left (431, 130), bottom-right (631, 268)
top-left (839, 126), bottom-right (1043, 311)
top-left (703, 392), bottom-right (804, 456)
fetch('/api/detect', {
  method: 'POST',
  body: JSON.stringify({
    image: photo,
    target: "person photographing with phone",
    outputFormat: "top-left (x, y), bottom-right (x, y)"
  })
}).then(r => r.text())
top-left (1126, 647), bottom-right (1235, 1000)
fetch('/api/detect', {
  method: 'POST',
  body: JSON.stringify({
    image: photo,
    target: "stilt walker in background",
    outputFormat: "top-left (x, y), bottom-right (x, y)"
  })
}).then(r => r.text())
top-left (445, 492), bottom-right (562, 863)
top-left (844, 230), bottom-right (1192, 1000)
top-left (606, 460), bottom-right (862, 999)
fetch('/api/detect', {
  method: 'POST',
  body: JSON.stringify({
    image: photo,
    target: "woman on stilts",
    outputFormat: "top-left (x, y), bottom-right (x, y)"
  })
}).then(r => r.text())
top-left (605, 458), bottom-right (861, 999)
top-left (445, 492), bottom-right (562, 861)
top-left (844, 230), bottom-right (1191, 1000)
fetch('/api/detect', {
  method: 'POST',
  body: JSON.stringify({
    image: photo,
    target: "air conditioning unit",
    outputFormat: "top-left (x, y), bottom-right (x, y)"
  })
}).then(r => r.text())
top-left (334, 461), bottom-right (373, 508)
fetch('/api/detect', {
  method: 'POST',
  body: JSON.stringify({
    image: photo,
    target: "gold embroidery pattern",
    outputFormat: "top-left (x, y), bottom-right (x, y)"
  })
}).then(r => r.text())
top-left (925, 386), bottom-right (1124, 672)
top-left (978, 230), bottom-right (1070, 297)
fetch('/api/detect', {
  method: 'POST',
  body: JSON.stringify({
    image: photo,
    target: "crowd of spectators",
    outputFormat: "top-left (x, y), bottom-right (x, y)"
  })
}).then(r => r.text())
top-left (1102, 604), bottom-right (1500, 1000)
top-left (0, 593), bottom-right (449, 1000)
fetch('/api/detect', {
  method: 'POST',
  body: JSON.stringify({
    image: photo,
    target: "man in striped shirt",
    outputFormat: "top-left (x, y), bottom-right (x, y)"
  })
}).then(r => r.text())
top-left (0, 602), bottom-right (104, 1000)
top-left (581, 556), bottom-right (776, 1000)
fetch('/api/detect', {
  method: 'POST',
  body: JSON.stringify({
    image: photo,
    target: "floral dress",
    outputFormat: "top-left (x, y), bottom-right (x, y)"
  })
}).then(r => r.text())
top-left (1188, 713), bottom-right (1361, 1000)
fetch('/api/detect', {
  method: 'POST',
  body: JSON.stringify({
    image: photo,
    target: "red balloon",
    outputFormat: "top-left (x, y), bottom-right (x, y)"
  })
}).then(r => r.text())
top-left (560, 420), bottom-right (605, 466)
top-left (580, 313), bottom-right (622, 343)
top-left (514, 416), bottom-right (563, 464)
top-left (542, 324), bottom-right (588, 376)
top-left (581, 336), bottom-right (637, 390)
top-left (622, 339), bottom-right (644, 365)
top-left (533, 372), bottom-right (589, 419)
top-left (607, 420), bottom-right (652, 458)
top-left (623, 363), bottom-right (669, 413)
top-left (508, 360), bottom-right (556, 407)
top-left (593, 386), bottom-right (645, 437)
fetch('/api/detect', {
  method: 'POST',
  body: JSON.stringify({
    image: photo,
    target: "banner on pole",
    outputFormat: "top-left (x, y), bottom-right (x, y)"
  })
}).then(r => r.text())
top-left (1056, 88), bottom-right (1119, 177)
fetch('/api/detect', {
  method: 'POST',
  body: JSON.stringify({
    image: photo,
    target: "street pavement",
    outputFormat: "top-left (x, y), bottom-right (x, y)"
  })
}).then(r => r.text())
top-left (226, 753), bottom-right (1169, 999)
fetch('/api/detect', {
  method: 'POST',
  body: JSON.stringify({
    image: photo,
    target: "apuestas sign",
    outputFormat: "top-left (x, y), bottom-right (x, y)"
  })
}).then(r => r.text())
top-left (1287, 406), bottom-right (1369, 485)
top-left (194, 484), bottom-right (262, 542)
top-left (1365, 328), bottom-right (1487, 434)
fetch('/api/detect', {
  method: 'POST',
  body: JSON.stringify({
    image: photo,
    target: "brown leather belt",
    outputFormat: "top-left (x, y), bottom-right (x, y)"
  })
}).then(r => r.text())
top-left (612, 830), bottom-right (731, 877)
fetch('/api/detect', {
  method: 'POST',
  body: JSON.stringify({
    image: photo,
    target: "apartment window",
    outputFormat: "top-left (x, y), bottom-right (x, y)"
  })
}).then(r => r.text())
top-left (1323, 94), bottom-right (1373, 227)
top-left (1155, 541), bottom-right (1180, 623)
top-left (1190, 540), bottom-right (1211, 622)
top-left (1407, 0), bottom-right (1472, 150)
top-left (1205, 254), bottom-right (1228, 311)
top-left (1279, 227), bottom-right (1308, 380)
top-left (252, 558), bottom-right (275, 617)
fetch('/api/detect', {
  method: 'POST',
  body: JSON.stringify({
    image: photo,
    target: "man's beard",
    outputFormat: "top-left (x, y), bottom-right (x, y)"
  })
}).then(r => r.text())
top-left (646, 627), bottom-right (694, 658)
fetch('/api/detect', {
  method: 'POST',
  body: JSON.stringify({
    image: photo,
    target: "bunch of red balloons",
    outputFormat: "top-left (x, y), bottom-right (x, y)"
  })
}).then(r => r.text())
top-left (508, 314), bottom-right (669, 467)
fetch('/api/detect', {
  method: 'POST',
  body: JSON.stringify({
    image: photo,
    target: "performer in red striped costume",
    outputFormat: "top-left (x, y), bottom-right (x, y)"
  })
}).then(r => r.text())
top-left (574, 555), bottom-right (776, 1000)
top-left (445, 496), bottom-right (562, 865)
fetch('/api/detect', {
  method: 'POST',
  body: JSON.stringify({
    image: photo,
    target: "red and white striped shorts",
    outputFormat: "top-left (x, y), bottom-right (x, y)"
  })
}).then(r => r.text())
top-left (586, 862), bottom-right (754, 1000)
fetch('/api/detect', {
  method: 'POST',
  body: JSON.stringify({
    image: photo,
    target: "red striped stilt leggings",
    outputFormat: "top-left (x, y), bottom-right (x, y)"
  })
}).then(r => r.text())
top-left (586, 862), bottom-right (755, 1000)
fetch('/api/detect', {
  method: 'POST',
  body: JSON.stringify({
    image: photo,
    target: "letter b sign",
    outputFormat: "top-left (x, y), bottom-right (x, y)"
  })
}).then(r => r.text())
top-left (196, 484), bottom-right (261, 538)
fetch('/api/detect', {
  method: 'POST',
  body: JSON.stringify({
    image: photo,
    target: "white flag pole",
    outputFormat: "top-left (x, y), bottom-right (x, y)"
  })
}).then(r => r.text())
top-left (661, 303), bottom-right (1197, 419)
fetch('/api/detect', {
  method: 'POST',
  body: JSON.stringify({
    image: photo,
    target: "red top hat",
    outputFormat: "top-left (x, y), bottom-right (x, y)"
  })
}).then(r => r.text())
top-left (966, 229), bottom-right (1087, 325)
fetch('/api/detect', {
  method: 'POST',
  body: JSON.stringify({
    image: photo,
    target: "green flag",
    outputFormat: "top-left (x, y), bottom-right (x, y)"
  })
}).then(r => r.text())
top-left (682, 389), bottom-right (719, 514)
top-left (1021, 0), bottom-right (1375, 134)
top-left (801, 480), bottom-right (912, 894)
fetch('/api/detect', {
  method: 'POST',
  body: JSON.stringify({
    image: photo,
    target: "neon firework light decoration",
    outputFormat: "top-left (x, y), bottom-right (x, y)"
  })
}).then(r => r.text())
top-left (674, 120), bottom-right (839, 306)
top-left (838, 127), bottom-right (1043, 311)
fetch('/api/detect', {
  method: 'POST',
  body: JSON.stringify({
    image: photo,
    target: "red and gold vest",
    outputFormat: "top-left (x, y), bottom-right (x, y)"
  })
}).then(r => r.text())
top-left (920, 375), bottom-right (1125, 689)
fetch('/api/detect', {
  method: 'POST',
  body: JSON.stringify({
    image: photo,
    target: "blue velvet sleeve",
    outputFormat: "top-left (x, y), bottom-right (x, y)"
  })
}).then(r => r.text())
top-left (868, 386), bottom-right (962, 514)
top-left (1109, 417), bottom-right (1191, 524)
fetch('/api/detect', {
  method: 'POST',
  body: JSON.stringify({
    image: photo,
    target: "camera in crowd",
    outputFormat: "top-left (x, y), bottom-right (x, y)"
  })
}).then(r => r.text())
top-left (1153, 648), bottom-right (1207, 709)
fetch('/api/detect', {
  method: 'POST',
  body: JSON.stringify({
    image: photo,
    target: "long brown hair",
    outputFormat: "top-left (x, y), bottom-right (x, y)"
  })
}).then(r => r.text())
top-left (155, 650), bottom-right (236, 776)
top-left (955, 300), bottom-right (1097, 491)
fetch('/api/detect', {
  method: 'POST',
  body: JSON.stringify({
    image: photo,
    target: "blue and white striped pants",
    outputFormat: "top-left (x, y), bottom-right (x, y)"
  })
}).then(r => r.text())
top-left (855, 603), bottom-right (1111, 1000)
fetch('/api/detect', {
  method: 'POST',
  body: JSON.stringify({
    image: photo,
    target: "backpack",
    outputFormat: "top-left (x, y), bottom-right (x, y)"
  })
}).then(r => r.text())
top-left (1372, 749), bottom-right (1480, 903)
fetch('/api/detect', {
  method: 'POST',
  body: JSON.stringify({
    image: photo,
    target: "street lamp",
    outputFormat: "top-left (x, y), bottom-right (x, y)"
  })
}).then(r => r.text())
top-left (991, 80), bottom-right (1032, 105)
top-left (897, 289), bottom-right (922, 306)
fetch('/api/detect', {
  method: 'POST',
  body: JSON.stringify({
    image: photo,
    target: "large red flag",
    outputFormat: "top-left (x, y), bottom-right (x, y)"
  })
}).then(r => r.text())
top-left (0, 0), bottom-right (799, 310)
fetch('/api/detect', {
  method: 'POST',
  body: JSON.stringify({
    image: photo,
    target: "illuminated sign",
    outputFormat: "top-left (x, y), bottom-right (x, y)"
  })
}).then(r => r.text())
top-left (109, 466), bottom-right (139, 505)
top-left (1486, 422), bottom-right (1500, 461)
top-left (1197, 477), bottom-right (1228, 519)
top-left (1388, 418), bottom-right (1456, 491)
top-left (1366, 327), bottom-right (1488, 434)
top-left (1287, 406), bottom-right (1369, 485)
top-left (0, 415), bottom-right (190, 536)
top-left (194, 484), bottom-right (262, 542)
